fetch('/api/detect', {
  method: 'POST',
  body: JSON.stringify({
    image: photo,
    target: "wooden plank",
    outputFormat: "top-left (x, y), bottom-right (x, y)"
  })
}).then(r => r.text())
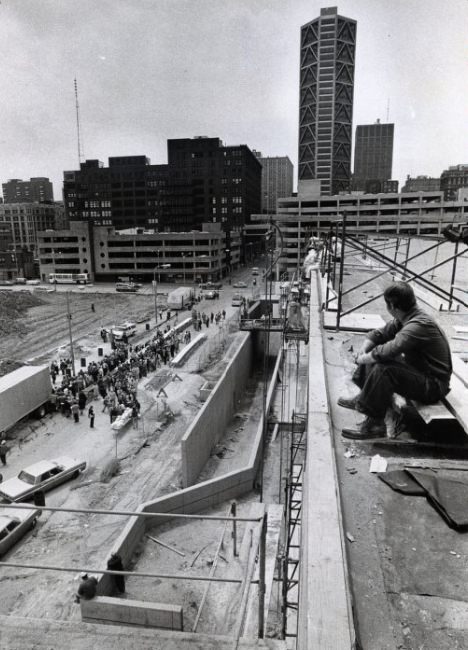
top-left (244, 504), bottom-right (284, 636)
top-left (444, 374), bottom-right (468, 434)
top-left (323, 310), bottom-right (386, 332)
top-left (297, 270), bottom-right (354, 650)
top-left (411, 400), bottom-right (455, 424)
top-left (453, 355), bottom-right (468, 389)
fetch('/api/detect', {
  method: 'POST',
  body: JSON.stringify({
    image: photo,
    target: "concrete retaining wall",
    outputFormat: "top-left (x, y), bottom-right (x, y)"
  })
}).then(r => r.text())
top-left (181, 332), bottom-right (253, 487)
top-left (84, 329), bottom-right (282, 631)
top-left (82, 596), bottom-right (183, 630)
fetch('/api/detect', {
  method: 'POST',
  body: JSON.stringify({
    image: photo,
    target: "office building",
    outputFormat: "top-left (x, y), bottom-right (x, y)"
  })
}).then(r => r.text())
top-left (63, 138), bottom-right (261, 235)
top-left (298, 6), bottom-right (356, 195)
top-left (0, 202), bottom-right (58, 255)
top-left (254, 152), bottom-right (294, 213)
top-left (440, 164), bottom-right (468, 201)
top-left (402, 175), bottom-right (440, 193)
top-left (2, 177), bottom-right (54, 203)
top-left (353, 120), bottom-right (394, 190)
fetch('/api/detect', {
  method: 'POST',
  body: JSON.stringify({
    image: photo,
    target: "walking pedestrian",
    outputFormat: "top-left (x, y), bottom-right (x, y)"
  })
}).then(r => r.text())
top-left (0, 439), bottom-right (9, 466)
top-left (88, 406), bottom-right (95, 428)
top-left (71, 401), bottom-right (80, 423)
top-left (78, 390), bottom-right (87, 415)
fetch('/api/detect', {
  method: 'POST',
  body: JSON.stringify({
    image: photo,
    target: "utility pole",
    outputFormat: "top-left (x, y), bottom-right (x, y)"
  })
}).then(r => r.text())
top-left (66, 292), bottom-right (76, 376)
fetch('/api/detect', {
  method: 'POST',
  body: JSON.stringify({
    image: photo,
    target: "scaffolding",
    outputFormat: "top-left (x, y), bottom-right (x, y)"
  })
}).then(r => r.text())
top-left (281, 411), bottom-right (306, 641)
top-left (321, 216), bottom-right (468, 331)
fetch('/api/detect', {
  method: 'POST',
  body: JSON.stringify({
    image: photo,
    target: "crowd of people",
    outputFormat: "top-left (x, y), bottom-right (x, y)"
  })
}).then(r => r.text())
top-left (48, 309), bottom-right (226, 427)
top-left (191, 309), bottom-right (226, 331)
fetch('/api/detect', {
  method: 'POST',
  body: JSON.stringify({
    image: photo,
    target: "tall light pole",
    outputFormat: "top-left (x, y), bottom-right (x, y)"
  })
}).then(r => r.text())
top-left (66, 292), bottom-right (76, 376)
top-left (153, 263), bottom-right (171, 327)
top-left (225, 248), bottom-right (230, 278)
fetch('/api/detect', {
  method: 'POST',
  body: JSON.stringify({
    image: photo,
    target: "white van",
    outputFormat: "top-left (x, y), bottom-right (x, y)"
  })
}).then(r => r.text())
top-left (111, 322), bottom-right (137, 340)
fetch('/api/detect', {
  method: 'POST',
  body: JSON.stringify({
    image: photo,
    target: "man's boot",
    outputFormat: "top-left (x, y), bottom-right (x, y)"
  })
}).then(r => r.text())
top-left (337, 395), bottom-right (359, 411)
top-left (342, 416), bottom-right (387, 440)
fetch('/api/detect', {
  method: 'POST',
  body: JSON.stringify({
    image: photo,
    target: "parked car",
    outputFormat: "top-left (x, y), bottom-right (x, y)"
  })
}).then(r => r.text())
top-left (15, 278), bottom-right (27, 285)
top-left (233, 281), bottom-right (248, 288)
top-left (111, 322), bottom-right (137, 340)
top-left (204, 290), bottom-right (218, 299)
top-left (25, 279), bottom-right (40, 285)
top-left (0, 457), bottom-right (86, 502)
top-left (0, 505), bottom-right (40, 557)
top-left (115, 282), bottom-right (138, 293)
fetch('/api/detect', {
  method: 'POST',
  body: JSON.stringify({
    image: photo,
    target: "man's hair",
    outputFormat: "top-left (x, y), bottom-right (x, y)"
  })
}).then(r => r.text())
top-left (384, 282), bottom-right (416, 312)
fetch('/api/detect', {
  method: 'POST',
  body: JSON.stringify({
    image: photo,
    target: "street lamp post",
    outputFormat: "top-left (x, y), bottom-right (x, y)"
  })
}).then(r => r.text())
top-left (225, 249), bottom-right (230, 278)
top-left (153, 263), bottom-right (171, 327)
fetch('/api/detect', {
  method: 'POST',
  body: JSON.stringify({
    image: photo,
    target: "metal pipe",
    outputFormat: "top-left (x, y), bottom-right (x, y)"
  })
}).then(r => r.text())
top-left (0, 561), bottom-right (244, 584)
top-left (0, 502), bottom-right (261, 523)
top-left (258, 513), bottom-right (268, 638)
top-left (448, 240), bottom-right (459, 311)
top-left (343, 236), bottom-right (468, 309)
top-left (335, 213), bottom-right (347, 330)
top-left (231, 501), bottom-right (238, 557)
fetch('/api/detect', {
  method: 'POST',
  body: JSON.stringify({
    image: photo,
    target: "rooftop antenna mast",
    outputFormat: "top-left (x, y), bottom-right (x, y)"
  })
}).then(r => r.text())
top-left (74, 78), bottom-right (84, 165)
top-left (386, 98), bottom-right (390, 121)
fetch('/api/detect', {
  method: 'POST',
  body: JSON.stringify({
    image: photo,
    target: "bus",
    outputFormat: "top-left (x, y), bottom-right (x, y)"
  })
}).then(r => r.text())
top-left (48, 273), bottom-right (89, 285)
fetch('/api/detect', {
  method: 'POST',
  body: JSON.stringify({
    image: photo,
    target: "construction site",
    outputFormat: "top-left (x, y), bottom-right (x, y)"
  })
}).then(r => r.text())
top-left (0, 226), bottom-right (468, 650)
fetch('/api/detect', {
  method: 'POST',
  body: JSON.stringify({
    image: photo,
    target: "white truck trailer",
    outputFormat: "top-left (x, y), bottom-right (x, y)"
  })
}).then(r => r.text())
top-left (167, 286), bottom-right (195, 310)
top-left (0, 365), bottom-right (52, 433)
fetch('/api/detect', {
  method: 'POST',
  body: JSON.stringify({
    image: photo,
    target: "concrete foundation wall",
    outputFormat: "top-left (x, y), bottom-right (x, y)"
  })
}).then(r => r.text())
top-left (85, 330), bottom-right (282, 632)
top-left (181, 332), bottom-right (253, 487)
top-left (82, 596), bottom-right (183, 630)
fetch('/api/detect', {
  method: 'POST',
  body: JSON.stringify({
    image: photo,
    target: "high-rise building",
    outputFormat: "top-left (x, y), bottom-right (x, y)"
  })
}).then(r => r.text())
top-left (254, 152), bottom-right (294, 213)
top-left (353, 120), bottom-right (394, 190)
top-left (2, 177), bottom-right (54, 203)
top-left (298, 6), bottom-right (356, 195)
top-left (402, 175), bottom-right (440, 193)
top-left (440, 164), bottom-right (468, 201)
top-left (0, 202), bottom-right (58, 254)
top-left (63, 138), bottom-right (261, 233)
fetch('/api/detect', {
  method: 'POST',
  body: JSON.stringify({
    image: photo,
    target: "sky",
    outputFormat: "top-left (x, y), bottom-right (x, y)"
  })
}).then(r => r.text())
top-left (0, 0), bottom-right (467, 198)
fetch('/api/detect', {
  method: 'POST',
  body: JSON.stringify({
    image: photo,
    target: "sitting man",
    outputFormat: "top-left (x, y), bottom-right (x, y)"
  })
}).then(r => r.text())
top-left (338, 282), bottom-right (452, 440)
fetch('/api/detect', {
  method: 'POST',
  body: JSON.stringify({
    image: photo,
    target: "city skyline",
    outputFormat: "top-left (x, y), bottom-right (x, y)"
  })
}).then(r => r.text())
top-left (1, 0), bottom-right (467, 197)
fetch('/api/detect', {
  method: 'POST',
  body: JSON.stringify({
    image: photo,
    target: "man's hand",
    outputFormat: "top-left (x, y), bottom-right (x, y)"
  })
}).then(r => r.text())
top-left (355, 351), bottom-right (375, 365)
top-left (357, 338), bottom-right (375, 356)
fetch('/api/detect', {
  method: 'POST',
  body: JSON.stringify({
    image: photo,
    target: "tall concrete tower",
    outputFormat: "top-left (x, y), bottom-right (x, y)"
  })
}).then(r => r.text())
top-left (298, 6), bottom-right (356, 195)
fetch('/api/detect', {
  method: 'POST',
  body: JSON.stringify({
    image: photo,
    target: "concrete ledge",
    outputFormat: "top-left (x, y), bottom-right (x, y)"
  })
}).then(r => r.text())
top-left (297, 269), bottom-right (355, 650)
top-left (81, 596), bottom-right (183, 630)
top-left (181, 332), bottom-right (253, 486)
top-left (171, 332), bottom-right (207, 367)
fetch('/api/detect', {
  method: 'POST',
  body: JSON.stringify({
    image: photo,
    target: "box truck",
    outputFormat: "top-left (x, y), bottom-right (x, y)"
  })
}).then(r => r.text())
top-left (167, 287), bottom-right (195, 310)
top-left (0, 365), bottom-right (52, 433)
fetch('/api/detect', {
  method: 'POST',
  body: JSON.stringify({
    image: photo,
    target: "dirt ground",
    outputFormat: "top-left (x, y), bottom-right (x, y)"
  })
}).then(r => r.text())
top-left (0, 284), bottom-right (288, 641)
top-left (0, 289), bottom-right (156, 365)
